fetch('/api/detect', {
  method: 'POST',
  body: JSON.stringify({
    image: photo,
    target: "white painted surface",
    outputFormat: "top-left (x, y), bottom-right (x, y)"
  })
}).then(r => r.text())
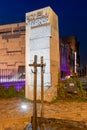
top-left (75, 52), bottom-right (77, 73)
top-left (30, 49), bottom-right (50, 61)
top-left (30, 37), bottom-right (50, 50)
top-left (26, 25), bottom-right (51, 87)
top-left (30, 26), bottom-right (51, 39)
top-left (25, 6), bottom-right (59, 100)
top-left (29, 72), bottom-right (51, 87)
top-left (25, 25), bottom-right (51, 87)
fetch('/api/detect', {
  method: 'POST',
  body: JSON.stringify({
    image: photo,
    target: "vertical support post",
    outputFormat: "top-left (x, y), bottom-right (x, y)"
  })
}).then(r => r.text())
top-left (33, 55), bottom-right (37, 130)
top-left (29, 55), bottom-right (46, 129)
top-left (41, 56), bottom-right (44, 118)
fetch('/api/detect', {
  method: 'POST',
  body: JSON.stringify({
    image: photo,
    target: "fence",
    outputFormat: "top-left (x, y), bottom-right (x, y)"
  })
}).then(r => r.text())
top-left (0, 69), bottom-right (25, 91)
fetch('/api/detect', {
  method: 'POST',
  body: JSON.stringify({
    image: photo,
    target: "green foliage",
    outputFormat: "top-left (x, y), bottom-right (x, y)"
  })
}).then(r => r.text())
top-left (56, 77), bottom-right (87, 102)
top-left (51, 96), bottom-right (59, 103)
top-left (66, 77), bottom-right (86, 98)
top-left (0, 86), bottom-right (25, 98)
top-left (51, 80), bottom-right (66, 103)
top-left (58, 81), bottom-right (66, 98)
top-left (0, 86), bottom-right (6, 97)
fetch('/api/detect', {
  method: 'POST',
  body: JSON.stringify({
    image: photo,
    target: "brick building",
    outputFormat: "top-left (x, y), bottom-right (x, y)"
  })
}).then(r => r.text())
top-left (0, 23), bottom-right (80, 81)
top-left (63, 36), bottom-right (80, 76)
top-left (0, 22), bottom-right (25, 81)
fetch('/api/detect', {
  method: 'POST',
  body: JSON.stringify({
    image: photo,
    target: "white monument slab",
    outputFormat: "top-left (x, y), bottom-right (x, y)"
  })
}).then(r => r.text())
top-left (25, 7), bottom-right (60, 100)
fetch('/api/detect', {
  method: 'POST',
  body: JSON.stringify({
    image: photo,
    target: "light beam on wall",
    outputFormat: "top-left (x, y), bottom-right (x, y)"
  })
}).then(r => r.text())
top-left (75, 52), bottom-right (77, 73)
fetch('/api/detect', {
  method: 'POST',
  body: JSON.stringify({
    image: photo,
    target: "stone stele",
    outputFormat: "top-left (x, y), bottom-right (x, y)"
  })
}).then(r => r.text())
top-left (25, 6), bottom-right (60, 101)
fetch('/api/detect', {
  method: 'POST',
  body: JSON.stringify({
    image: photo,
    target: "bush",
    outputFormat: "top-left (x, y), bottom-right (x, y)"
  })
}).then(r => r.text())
top-left (0, 86), bottom-right (6, 97)
top-left (57, 77), bottom-right (87, 100)
top-left (57, 81), bottom-right (66, 98)
top-left (0, 85), bottom-right (25, 98)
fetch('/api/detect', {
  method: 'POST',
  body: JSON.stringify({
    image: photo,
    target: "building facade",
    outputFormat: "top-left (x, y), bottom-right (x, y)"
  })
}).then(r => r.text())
top-left (0, 22), bottom-right (25, 81)
top-left (60, 36), bottom-right (80, 79)
top-left (0, 7), bottom-right (80, 101)
top-left (0, 24), bottom-right (80, 81)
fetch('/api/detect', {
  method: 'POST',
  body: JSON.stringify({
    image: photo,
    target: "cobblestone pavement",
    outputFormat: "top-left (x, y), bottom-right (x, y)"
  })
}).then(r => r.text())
top-left (0, 98), bottom-right (87, 129)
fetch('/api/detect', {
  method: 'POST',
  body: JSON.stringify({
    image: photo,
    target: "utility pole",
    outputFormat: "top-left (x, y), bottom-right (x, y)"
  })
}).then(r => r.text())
top-left (29, 55), bottom-right (46, 130)
top-left (29, 55), bottom-right (40, 130)
top-left (41, 56), bottom-right (46, 118)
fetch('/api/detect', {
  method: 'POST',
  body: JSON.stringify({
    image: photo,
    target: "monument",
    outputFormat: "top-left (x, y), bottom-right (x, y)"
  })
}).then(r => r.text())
top-left (25, 7), bottom-right (60, 101)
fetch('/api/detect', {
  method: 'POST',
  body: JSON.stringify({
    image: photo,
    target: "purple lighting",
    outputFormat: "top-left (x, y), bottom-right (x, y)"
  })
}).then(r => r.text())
top-left (60, 42), bottom-right (70, 77)
top-left (0, 81), bottom-right (25, 91)
top-left (0, 68), bottom-right (25, 91)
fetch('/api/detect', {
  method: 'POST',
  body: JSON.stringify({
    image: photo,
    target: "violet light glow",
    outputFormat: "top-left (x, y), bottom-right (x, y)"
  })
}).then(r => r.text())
top-left (0, 80), bottom-right (25, 91)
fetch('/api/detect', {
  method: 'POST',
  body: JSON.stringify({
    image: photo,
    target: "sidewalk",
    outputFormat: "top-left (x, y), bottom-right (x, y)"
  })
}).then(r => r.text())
top-left (0, 98), bottom-right (32, 130)
top-left (0, 98), bottom-right (87, 129)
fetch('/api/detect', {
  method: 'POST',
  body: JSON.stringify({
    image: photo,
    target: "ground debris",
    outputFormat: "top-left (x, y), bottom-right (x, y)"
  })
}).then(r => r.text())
top-left (37, 117), bottom-right (87, 130)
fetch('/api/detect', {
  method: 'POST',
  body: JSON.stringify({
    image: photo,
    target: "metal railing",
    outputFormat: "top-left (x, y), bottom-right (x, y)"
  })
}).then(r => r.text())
top-left (0, 69), bottom-right (25, 91)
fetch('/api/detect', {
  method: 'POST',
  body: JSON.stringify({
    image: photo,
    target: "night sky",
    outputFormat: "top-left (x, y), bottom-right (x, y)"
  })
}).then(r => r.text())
top-left (0, 0), bottom-right (87, 65)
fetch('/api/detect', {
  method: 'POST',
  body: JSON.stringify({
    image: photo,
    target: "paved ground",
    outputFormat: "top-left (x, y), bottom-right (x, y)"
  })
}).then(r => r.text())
top-left (0, 98), bottom-right (32, 130)
top-left (0, 98), bottom-right (87, 129)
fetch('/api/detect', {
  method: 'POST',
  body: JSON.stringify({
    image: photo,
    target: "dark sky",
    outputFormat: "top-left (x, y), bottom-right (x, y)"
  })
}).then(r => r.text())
top-left (0, 0), bottom-right (87, 65)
